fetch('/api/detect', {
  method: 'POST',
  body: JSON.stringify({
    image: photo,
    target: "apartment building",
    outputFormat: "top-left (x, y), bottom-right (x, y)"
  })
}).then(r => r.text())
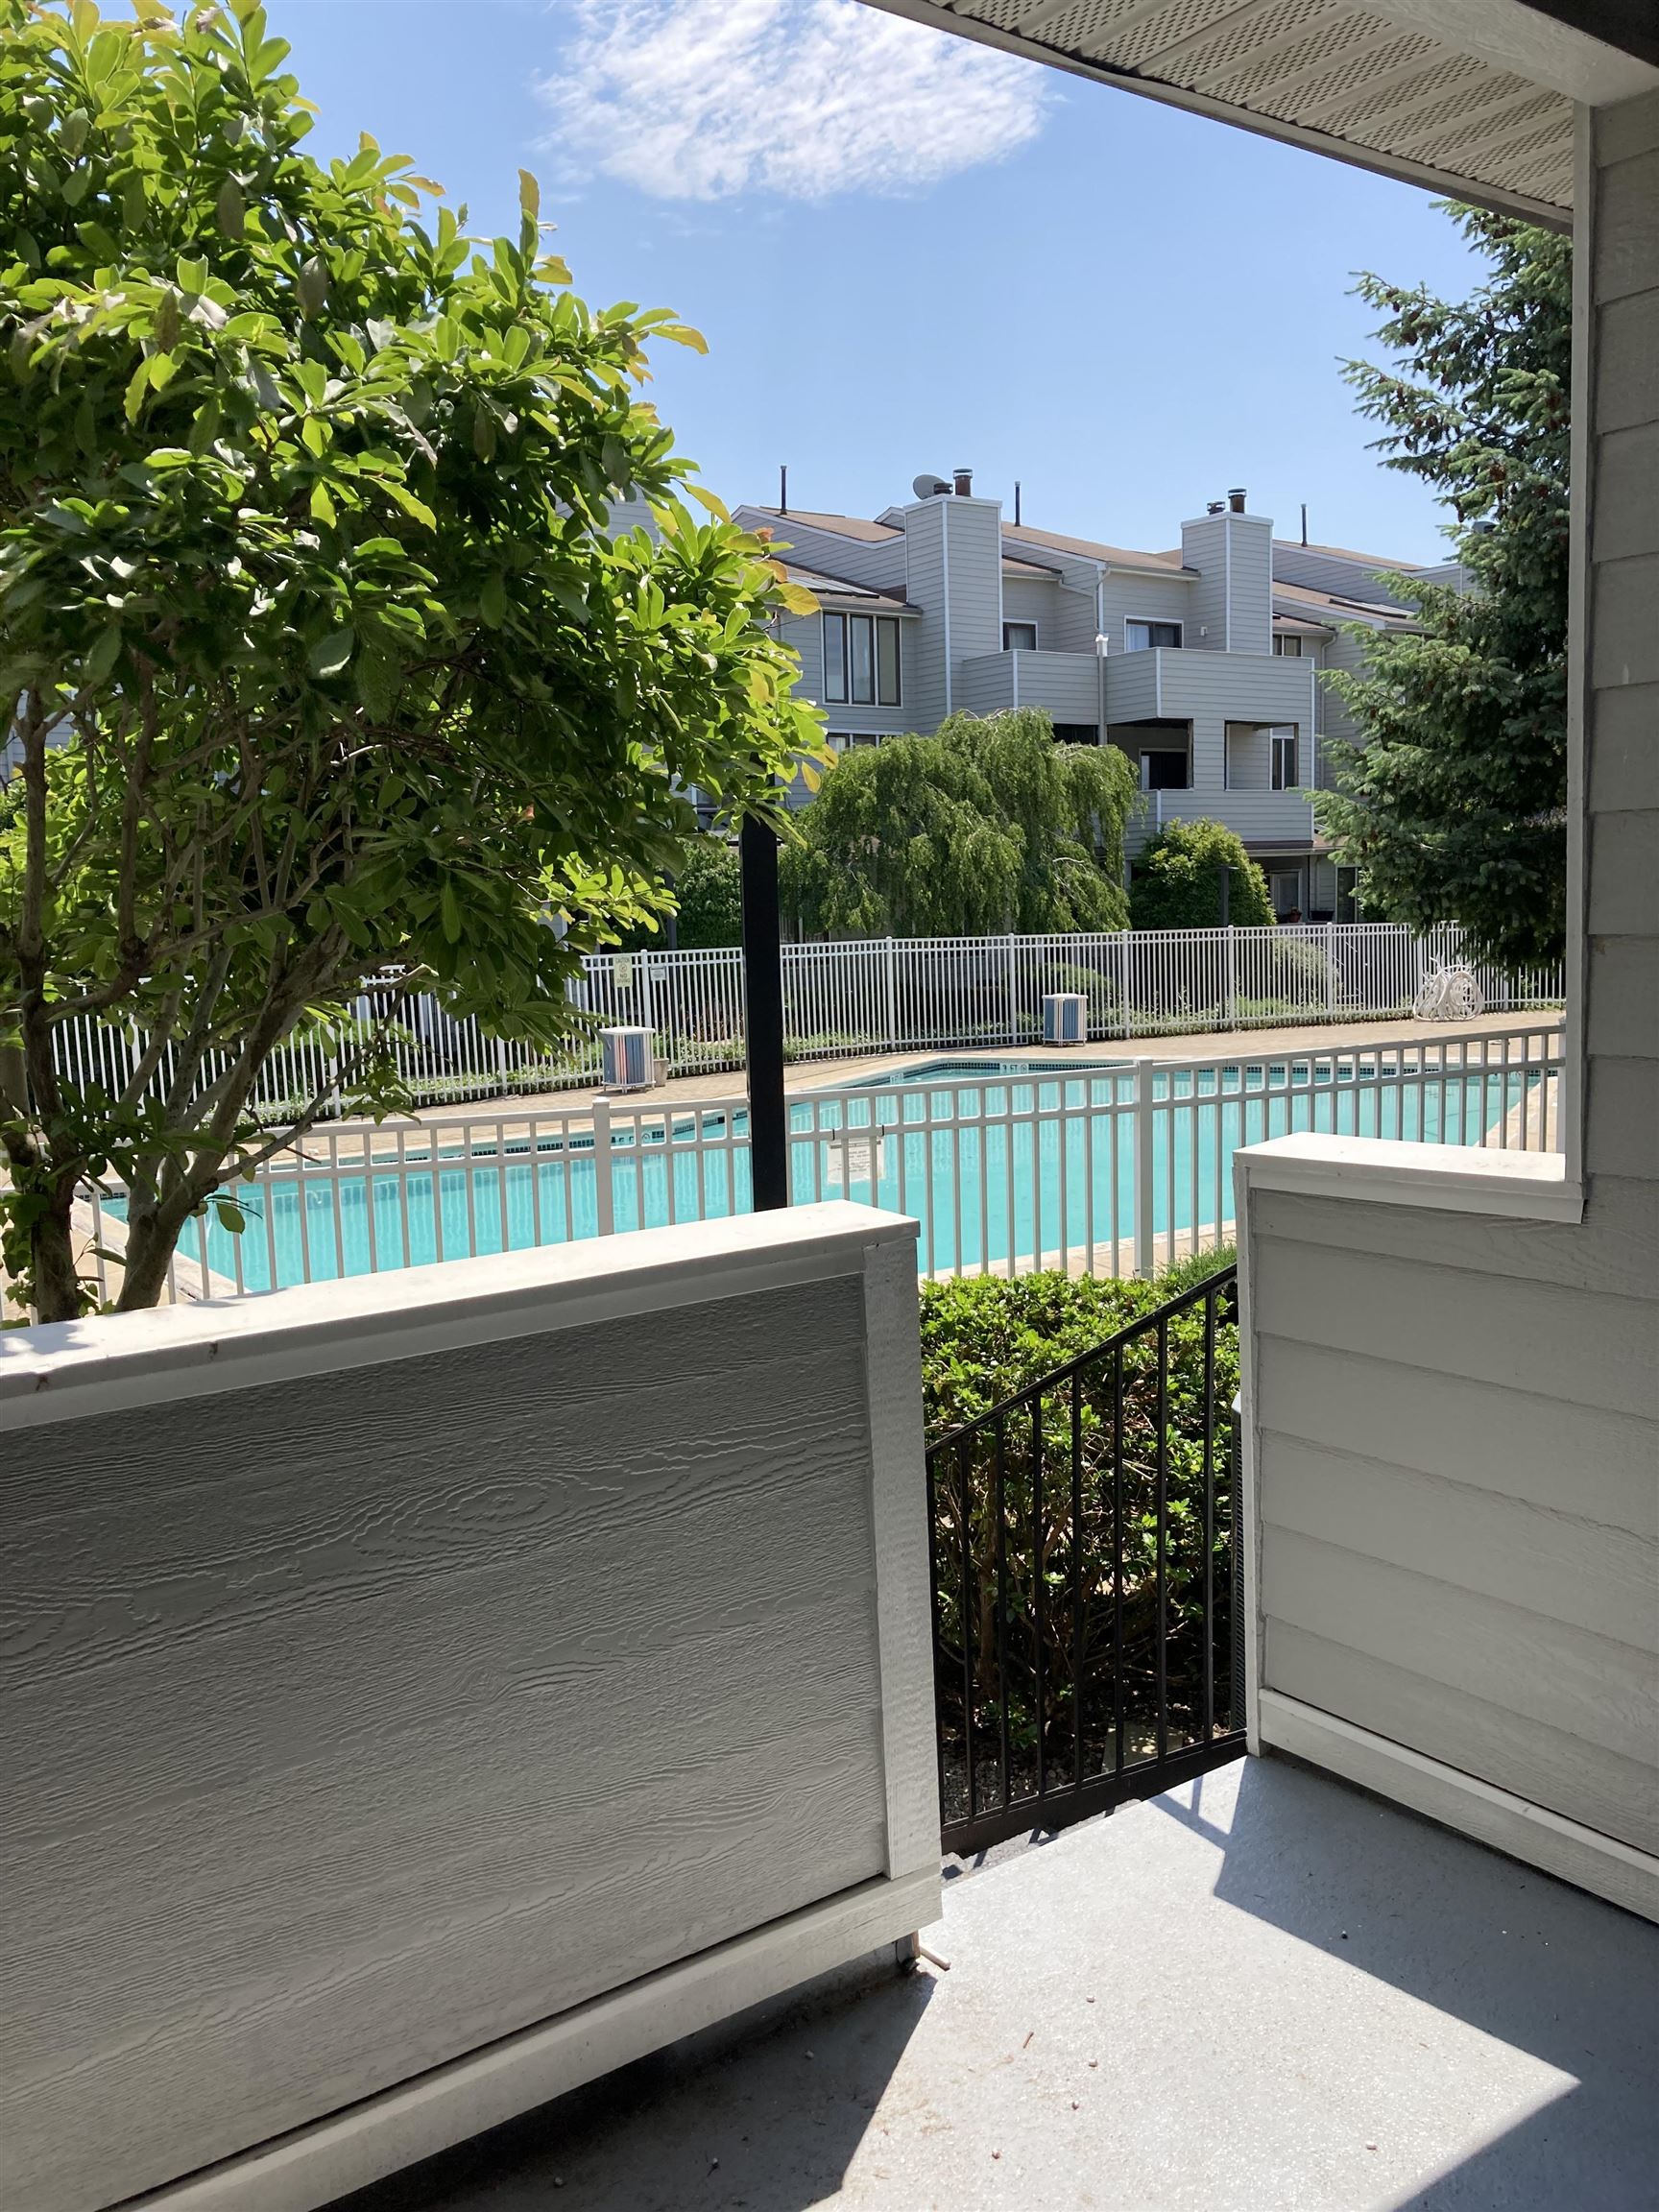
top-left (733, 475), bottom-right (1444, 922)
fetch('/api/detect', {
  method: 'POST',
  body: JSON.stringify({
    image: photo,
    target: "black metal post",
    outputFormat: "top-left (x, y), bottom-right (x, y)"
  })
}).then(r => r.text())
top-left (740, 813), bottom-right (788, 1211)
top-left (1218, 862), bottom-right (1231, 928)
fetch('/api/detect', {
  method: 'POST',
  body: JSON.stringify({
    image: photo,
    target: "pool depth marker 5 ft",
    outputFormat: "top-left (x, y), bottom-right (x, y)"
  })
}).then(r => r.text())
top-left (740, 814), bottom-right (788, 1211)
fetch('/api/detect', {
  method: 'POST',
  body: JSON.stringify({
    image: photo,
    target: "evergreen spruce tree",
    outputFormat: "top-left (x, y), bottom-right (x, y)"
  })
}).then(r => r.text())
top-left (1315, 207), bottom-right (1571, 972)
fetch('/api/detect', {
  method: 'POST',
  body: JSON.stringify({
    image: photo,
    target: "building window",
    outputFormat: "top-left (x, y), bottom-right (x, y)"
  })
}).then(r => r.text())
top-left (828, 731), bottom-right (881, 753)
top-left (1002, 620), bottom-right (1038, 651)
top-left (1141, 750), bottom-right (1190, 791)
top-left (1269, 868), bottom-right (1304, 920)
top-left (1051, 724), bottom-right (1099, 745)
top-left (823, 613), bottom-right (902, 707)
top-left (1271, 731), bottom-right (1299, 790)
top-left (1273, 634), bottom-right (1304, 656)
top-left (1125, 619), bottom-right (1182, 651)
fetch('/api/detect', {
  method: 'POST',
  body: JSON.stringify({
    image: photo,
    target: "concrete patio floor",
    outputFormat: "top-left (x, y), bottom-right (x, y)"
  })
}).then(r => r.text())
top-left (334, 1755), bottom-right (1659, 2212)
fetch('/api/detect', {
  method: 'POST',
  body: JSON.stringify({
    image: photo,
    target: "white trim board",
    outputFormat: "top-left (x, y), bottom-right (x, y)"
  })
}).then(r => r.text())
top-left (0, 1203), bottom-right (920, 1429)
top-left (116, 1867), bottom-right (940, 2212)
top-left (1259, 1693), bottom-right (1659, 1924)
top-left (1237, 1133), bottom-right (1584, 1224)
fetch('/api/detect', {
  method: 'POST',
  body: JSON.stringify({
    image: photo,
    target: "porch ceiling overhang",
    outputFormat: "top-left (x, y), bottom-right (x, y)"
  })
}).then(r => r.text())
top-left (857, 1), bottom-right (1659, 221)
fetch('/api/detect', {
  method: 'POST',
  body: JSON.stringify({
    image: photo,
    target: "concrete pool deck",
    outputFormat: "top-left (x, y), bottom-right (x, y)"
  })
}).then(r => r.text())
top-left (351, 1008), bottom-right (1563, 1133)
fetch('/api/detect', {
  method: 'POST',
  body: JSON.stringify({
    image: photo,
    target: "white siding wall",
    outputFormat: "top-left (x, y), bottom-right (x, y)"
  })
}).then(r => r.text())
top-left (1241, 93), bottom-right (1659, 1913)
top-left (895, 499), bottom-right (949, 733)
top-left (1311, 625), bottom-right (1373, 775)
top-left (1096, 566), bottom-right (1198, 654)
top-left (999, 573), bottom-right (1062, 640)
top-left (1181, 511), bottom-right (1273, 653)
top-left (942, 494), bottom-right (1004, 681)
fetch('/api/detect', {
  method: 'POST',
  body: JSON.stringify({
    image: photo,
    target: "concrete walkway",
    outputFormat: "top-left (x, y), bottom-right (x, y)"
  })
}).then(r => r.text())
top-left (333, 1755), bottom-right (1659, 2212)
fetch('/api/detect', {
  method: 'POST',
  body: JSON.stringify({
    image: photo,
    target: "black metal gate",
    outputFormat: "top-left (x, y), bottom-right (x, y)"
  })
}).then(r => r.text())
top-left (927, 1267), bottom-right (1245, 1856)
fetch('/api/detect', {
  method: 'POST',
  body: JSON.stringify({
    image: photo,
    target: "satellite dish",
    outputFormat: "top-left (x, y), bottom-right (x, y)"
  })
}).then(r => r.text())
top-left (912, 473), bottom-right (950, 500)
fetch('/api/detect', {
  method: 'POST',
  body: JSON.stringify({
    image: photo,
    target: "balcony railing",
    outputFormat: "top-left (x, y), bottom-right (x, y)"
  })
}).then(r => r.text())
top-left (927, 1266), bottom-right (1244, 1854)
top-left (79, 1020), bottom-right (1564, 1303)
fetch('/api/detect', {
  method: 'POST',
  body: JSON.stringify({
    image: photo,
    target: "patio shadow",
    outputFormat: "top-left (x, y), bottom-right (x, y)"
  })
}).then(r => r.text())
top-left (330, 1947), bottom-right (935, 2212)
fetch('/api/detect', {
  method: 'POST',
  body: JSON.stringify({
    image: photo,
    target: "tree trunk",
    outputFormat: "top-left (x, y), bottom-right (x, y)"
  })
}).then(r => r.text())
top-left (28, 1183), bottom-right (84, 1326)
top-left (114, 1201), bottom-right (192, 1312)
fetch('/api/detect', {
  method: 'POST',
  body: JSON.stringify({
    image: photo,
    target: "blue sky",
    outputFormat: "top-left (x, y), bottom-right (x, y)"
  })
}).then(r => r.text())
top-left (269, 0), bottom-right (1487, 562)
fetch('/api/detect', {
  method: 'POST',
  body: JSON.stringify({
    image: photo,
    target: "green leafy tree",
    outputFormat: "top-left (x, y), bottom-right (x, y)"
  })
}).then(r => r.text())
top-left (0, 0), bottom-right (823, 1322)
top-left (1315, 207), bottom-right (1570, 971)
top-left (671, 834), bottom-right (742, 949)
top-left (1130, 820), bottom-right (1274, 930)
top-left (781, 709), bottom-right (1137, 939)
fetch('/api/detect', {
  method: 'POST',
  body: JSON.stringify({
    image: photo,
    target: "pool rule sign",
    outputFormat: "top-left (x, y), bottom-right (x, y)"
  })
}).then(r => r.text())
top-left (740, 815), bottom-right (788, 1211)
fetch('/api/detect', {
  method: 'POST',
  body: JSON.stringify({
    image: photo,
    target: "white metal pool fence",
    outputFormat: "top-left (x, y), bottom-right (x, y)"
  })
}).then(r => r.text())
top-left (51, 922), bottom-right (1563, 1118)
top-left (90, 1019), bottom-right (1565, 1305)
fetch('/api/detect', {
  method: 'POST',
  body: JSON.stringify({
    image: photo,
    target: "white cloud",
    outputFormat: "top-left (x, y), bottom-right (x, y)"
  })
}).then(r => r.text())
top-left (537, 0), bottom-right (1052, 202)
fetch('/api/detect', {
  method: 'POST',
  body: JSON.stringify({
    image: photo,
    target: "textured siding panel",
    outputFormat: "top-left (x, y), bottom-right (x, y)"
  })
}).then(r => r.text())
top-left (999, 574), bottom-right (1062, 639)
top-left (1251, 1233), bottom-right (1655, 1417)
top-left (1260, 1527), bottom-right (1657, 1781)
top-left (943, 497), bottom-right (1005, 675)
top-left (2, 1275), bottom-right (891, 2211)
top-left (1266, 1623), bottom-right (1659, 1848)
top-left (1097, 567), bottom-right (1195, 654)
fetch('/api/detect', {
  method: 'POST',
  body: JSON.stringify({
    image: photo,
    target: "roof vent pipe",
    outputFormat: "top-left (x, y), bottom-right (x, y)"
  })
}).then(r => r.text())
top-left (1228, 487), bottom-right (1247, 514)
top-left (953, 467), bottom-right (973, 497)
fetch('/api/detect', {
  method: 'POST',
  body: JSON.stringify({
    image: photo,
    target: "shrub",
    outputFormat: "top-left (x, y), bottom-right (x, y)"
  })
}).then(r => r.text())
top-left (921, 1251), bottom-right (1240, 1807)
top-left (673, 836), bottom-right (743, 950)
top-left (1131, 821), bottom-right (1274, 930)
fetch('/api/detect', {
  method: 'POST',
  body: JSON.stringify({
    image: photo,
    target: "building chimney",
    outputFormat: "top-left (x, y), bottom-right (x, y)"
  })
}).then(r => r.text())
top-left (1228, 487), bottom-right (1247, 514)
top-left (953, 467), bottom-right (973, 497)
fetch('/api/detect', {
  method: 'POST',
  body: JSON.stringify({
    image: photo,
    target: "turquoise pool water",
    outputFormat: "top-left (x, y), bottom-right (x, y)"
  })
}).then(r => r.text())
top-left (139, 1060), bottom-right (1541, 1292)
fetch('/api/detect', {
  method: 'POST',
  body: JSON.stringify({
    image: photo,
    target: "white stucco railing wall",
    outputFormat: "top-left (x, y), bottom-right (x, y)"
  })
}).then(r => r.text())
top-left (0, 1204), bottom-right (940, 2212)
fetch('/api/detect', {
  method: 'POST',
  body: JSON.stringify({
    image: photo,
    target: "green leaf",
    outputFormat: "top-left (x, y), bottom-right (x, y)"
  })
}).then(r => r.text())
top-left (84, 626), bottom-right (122, 684)
top-left (296, 254), bottom-right (327, 316)
top-left (517, 167), bottom-right (540, 222)
top-left (440, 880), bottom-right (462, 944)
top-left (309, 480), bottom-right (337, 526)
top-left (478, 571), bottom-right (506, 628)
top-left (123, 355), bottom-right (151, 421)
top-left (214, 1199), bottom-right (248, 1236)
top-left (382, 480), bottom-right (435, 529)
top-left (308, 625), bottom-right (355, 677)
top-left (216, 176), bottom-right (246, 238)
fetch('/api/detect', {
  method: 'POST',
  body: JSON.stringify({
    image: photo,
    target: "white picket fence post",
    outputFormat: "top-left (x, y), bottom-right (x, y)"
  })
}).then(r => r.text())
top-left (1224, 926), bottom-right (1238, 1030)
top-left (592, 1098), bottom-right (615, 1237)
top-left (1133, 1058), bottom-right (1156, 1279)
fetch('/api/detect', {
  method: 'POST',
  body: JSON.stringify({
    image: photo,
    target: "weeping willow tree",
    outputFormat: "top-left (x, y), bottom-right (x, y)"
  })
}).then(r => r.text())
top-left (781, 709), bottom-right (1138, 940)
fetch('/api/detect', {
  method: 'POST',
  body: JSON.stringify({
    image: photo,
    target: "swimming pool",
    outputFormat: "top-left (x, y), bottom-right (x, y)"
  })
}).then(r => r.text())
top-left (815, 1055), bottom-right (1113, 1088)
top-left (116, 1054), bottom-right (1549, 1294)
